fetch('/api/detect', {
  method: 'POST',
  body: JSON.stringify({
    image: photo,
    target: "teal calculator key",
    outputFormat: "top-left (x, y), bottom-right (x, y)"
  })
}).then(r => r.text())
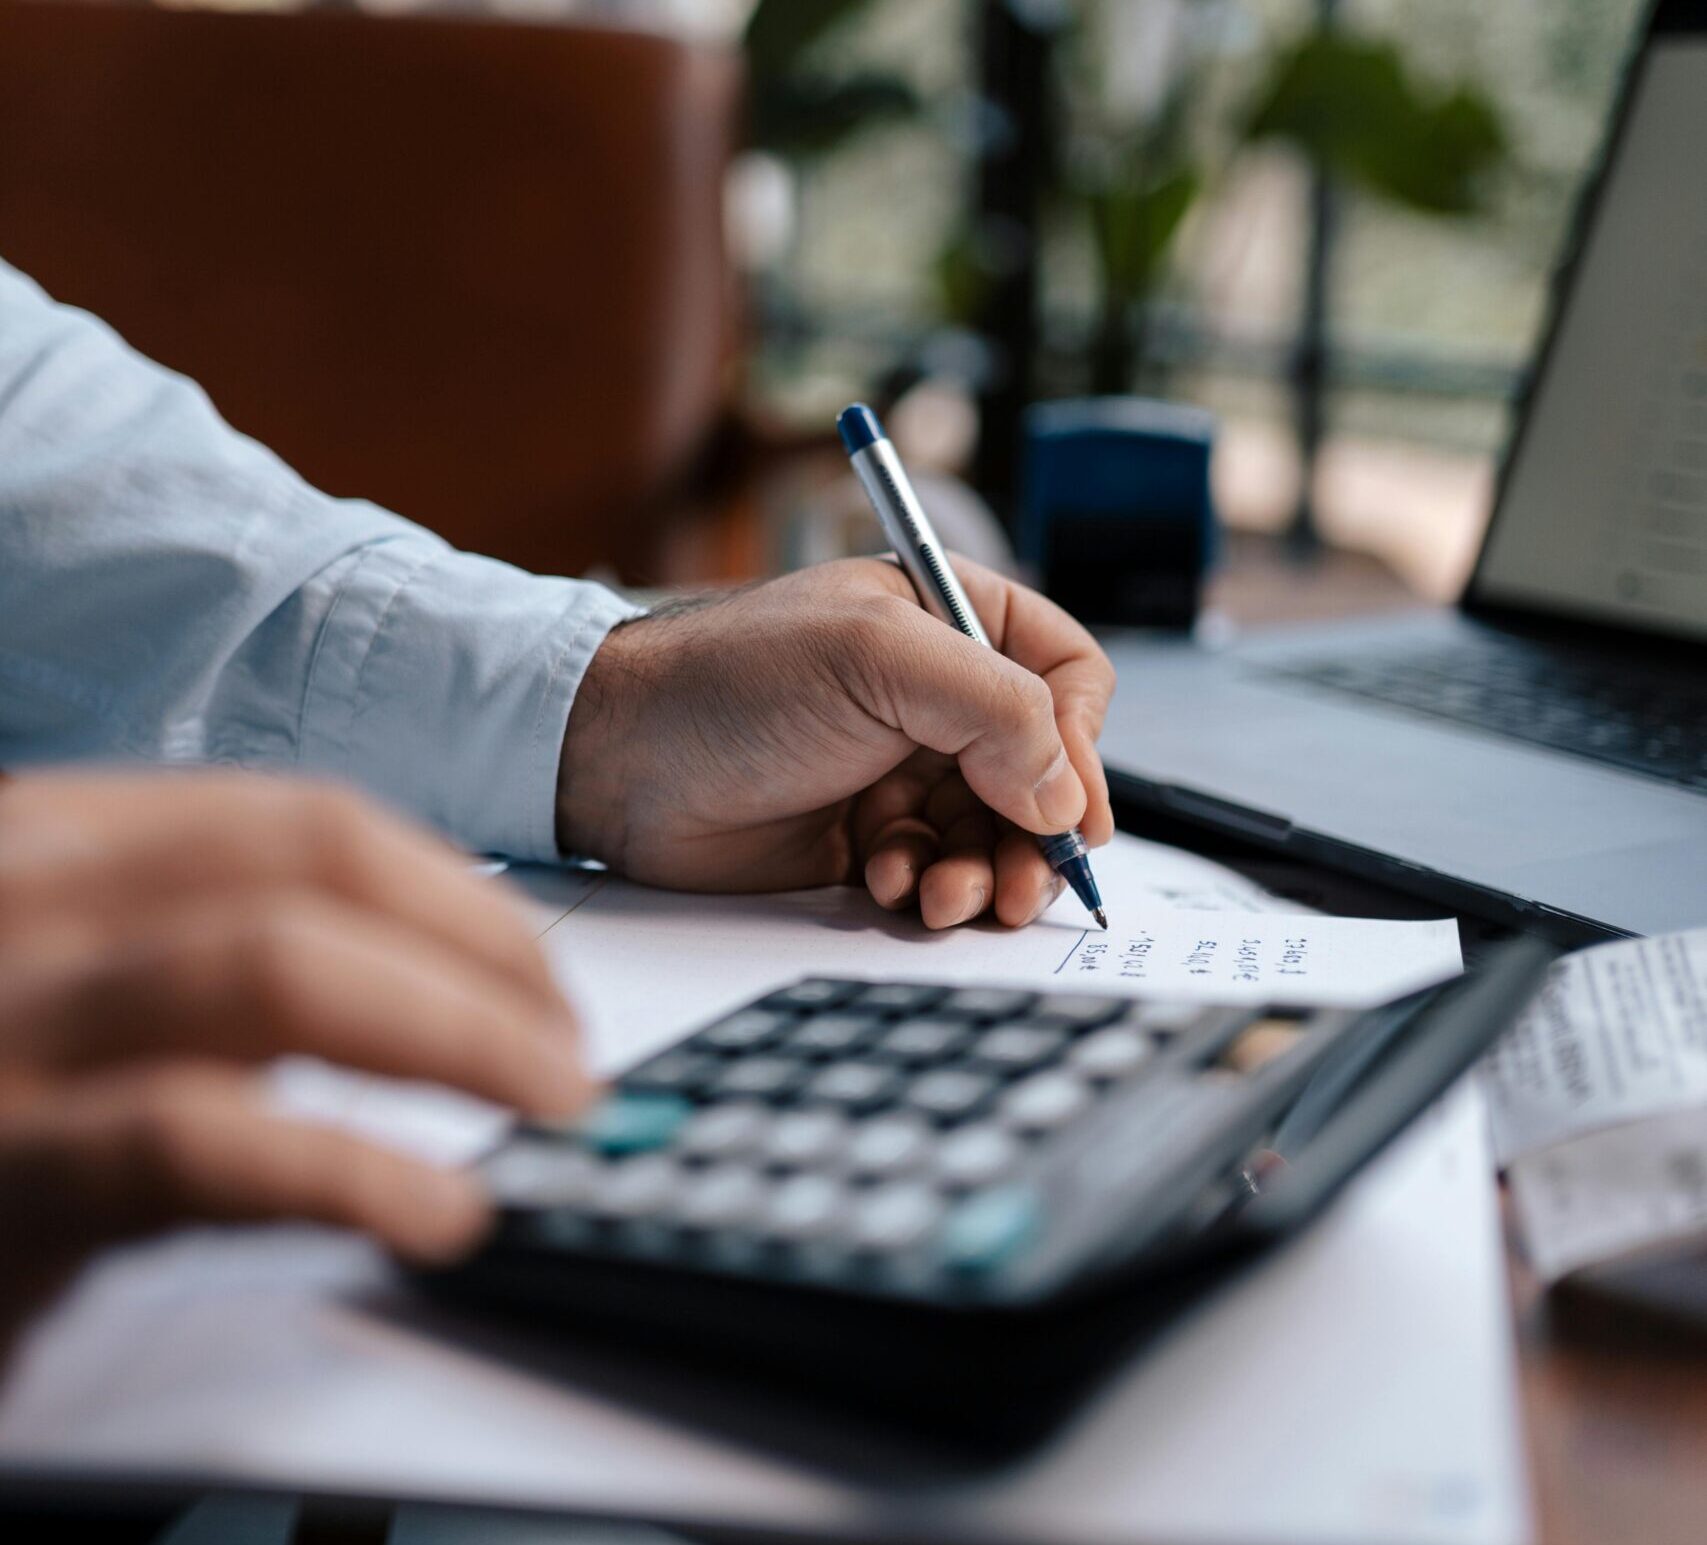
top-left (941, 1185), bottom-right (1042, 1276)
top-left (580, 1093), bottom-right (692, 1156)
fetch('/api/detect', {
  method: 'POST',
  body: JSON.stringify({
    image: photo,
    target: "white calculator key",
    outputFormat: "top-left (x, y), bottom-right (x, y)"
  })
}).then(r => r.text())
top-left (934, 1125), bottom-right (1021, 1189)
top-left (593, 1155), bottom-right (678, 1220)
top-left (764, 1109), bottom-right (850, 1168)
top-left (851, 1183), bottom-right (944, 1252)
top-left (481, 1142), bottom-right (598, 1209)
top-left (764, 1174), bottom-right (847, 1241)
top-left (1002, 1072), bottom-right (1092, 1133)
top-left (676, 1165), bottom-right (768, 1230)
top-left (845, 1115), bottom-right (931, 1177)
top-left (1068, 1026), bottom-right (1153, 1081)
top-left (678, 1102), bottom-right (771, 1159)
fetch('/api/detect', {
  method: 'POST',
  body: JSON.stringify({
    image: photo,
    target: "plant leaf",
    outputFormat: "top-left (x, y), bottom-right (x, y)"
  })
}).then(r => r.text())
top-left (1088, 165), bottom-right (1202, 302)
top-left (1243, 31), bottom-right (1507, 214)
top-left (743, 0), bottom-right (881, 80)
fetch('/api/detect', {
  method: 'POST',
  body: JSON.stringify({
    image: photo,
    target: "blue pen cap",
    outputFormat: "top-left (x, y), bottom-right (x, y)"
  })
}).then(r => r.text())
top-left (837, 403), bottom-right (885, 454)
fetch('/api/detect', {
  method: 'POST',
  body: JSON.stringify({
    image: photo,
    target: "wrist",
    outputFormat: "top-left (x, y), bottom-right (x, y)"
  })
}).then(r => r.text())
top-left (555, 617), bottom-right (648, 867)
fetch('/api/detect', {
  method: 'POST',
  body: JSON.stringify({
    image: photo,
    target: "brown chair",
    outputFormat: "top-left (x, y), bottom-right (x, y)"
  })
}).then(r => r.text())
top-left (0, 0), bottom-right (742, 581)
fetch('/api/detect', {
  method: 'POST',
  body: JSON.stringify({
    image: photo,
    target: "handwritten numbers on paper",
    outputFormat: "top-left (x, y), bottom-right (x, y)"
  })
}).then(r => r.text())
top-left (1071, 929), bottom-right (1312, 988)
top-left (1119, 933), bottom-right (1155, 979)
top-left (1183, 938), bottom-right (1217, 977)
top-left (1072, 936), bottom-right (1108, 975)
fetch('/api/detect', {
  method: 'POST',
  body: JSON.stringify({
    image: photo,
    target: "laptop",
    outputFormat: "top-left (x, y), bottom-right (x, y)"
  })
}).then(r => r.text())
top-left (1099, 0), bottom-right (1707, 945)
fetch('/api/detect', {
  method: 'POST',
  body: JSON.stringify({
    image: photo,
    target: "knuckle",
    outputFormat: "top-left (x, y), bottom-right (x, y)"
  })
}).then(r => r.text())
top-left (836, 593), bottom-right (903, 659)
top-left (129, 1081), bottom-right (214, 1194)
top-left (292, 783), bottom-right (385, 890)
top-left (228, 902), bottom-right (324, 1028)
top-left (338, 1141), bottom-right (409, 1218)
top-left (295, 779), bottom-right (368, 845)
top-left (999, 666), bottom-right (1053, 729)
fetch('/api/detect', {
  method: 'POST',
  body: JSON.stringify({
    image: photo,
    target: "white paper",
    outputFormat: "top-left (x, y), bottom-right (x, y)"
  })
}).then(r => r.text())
top-left (1507, 1105), bottom-right (1707, 1284)
top-left (0, 832), bottom-right (1514, 1543)
top-left (511, 834), bottom-right (1461, 1078)
top-left (0, 1086), bottom-right (1527, 1545)
top-left (1481, 928), bottom-right (1707, 1166)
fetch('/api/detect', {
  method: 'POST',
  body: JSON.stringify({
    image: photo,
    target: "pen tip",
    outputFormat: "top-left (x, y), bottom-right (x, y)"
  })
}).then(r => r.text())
top-left (1093, 908), bottom-right (1108, 931)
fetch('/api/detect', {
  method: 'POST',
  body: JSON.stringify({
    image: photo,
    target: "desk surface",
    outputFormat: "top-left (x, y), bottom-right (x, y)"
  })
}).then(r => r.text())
top-left (1208, 533), bottom-right (1707, 1545)
top-left (2, 536), bottom-right (1694, 1545)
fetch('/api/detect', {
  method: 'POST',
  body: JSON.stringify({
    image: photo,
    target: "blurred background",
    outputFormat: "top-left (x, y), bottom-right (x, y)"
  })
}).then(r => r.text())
top-left (0, 0), bottom-right (1649, 612)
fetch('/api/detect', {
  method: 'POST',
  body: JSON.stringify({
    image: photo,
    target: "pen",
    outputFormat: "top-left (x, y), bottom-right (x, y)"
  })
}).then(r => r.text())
top-left (837, 402), bottom-right (1107, 930)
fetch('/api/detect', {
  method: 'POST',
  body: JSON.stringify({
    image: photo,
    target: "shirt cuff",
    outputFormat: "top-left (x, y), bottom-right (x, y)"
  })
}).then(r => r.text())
top-left (298, 536), bottom-right (642, 861)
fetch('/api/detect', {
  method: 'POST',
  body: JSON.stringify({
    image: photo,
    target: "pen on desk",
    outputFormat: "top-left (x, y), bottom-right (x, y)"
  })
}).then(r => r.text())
top-left (837, 402), bottom-right (1107, 931)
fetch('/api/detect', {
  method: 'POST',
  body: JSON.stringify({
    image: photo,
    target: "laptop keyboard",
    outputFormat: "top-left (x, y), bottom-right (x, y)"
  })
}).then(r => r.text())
top-left (1261, 639), bottom-right (1707, 790)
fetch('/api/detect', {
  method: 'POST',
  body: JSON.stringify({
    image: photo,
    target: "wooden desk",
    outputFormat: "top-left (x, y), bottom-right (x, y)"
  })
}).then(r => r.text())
top-left (1205, 532), bottom-right (1707, 1545)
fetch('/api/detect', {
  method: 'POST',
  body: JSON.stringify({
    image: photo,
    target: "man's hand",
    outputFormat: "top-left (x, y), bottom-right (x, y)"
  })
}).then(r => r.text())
top-left (558, 557), bottom-right (1116, 929)
top-left (0, 772), bottom-right (593, 1350)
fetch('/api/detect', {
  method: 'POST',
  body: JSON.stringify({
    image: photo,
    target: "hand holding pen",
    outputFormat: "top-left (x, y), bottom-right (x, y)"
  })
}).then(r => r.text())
top-left (557, 438), bottom-right (1115, 929)
top-left (838, 403), bottom-right (1109, 928)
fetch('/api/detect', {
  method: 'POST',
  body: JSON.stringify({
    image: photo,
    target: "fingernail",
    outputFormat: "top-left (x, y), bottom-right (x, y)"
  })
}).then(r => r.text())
top-left (866, 855), bottom-right (912, 907)
top-left (951, 886), bottom-right (989, 927)
top-left (1035, 749), bottom-right (1085, 829)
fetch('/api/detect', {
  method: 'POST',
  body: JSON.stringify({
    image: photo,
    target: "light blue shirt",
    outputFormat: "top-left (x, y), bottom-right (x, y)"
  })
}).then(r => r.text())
top-left (0, 258), bottom-right (639, 860)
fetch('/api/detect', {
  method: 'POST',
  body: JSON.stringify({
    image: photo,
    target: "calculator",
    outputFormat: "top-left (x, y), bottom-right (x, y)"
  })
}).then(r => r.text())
top-left (417, 939), bottom-right (1551, 1440)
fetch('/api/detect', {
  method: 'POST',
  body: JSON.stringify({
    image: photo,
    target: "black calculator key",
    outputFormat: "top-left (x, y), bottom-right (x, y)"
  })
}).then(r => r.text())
top-left (845, 1113), bottom-right (931, 1177)
top-left (936, 987), bottom-right (1038, 1020)
top-left (802, 1060), bottom-right (904, 1112)
top-left (874, 1016), bottom-right (973, 1063)
top-left (968, 1024), bottom-right (1069, 1072)
top-left (711, 1057), bottom-right (806, 1101)
top-left (700, 1008), bottom-right (792, 1051)
top-left (625, 1050), bottom-right (720, 1097)
top-left (678, 1101), bottom-right (772, 1159)
top-left (1031, 993), bottom-right (1126, 1030)
top-left (760, 979), bottom-right (862, 1011)
top-left (787, 1013), bottom-right (880, 1057)
top-left (903, 1067), bottom-right (999, 1122)
top-left (854, 982), bottom-right (949, 1015)
top-left (762, 1108), bottom-right (850, 1168)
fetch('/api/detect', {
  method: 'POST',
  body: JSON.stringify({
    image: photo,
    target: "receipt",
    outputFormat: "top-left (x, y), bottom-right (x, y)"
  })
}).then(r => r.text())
top-left (1481, 929), bottom-right (1707, 1166)
top-left (1507, 1105), bottom-right (1707, 1284)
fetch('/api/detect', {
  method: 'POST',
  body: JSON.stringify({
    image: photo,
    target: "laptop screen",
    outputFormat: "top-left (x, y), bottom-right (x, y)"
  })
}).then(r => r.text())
top-left (1471, 26), bottom-right (1707, 645)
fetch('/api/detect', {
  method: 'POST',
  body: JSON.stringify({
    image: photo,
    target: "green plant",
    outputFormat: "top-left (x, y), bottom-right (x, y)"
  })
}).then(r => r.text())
top-left (1064, 8), bottom-right (1509, 394)
top-left (1243, 30), bottom-right (1507, 216)
top-left (742, 0), bottom-right (920, 161)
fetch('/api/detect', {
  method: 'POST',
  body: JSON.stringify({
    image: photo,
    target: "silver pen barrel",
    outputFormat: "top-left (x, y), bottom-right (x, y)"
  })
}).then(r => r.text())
top-left (849, 438), bottom-right (991, 648)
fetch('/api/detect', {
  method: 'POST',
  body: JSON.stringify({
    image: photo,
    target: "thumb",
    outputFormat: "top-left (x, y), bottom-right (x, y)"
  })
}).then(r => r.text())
top-left (860, 604), bottom-right (1088, 836)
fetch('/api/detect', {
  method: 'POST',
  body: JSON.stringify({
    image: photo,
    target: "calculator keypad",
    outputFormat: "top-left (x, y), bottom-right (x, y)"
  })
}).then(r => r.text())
top-left (487, 979), bottom-right (1225, 1296)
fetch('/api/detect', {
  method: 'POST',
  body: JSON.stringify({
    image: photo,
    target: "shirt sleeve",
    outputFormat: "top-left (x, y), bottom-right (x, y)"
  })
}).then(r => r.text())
top-left (0, 257), bottom-right (641, 860)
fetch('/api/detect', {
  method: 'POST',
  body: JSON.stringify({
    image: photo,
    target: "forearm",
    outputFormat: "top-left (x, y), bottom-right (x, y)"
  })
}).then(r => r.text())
top-left (0, 258), bottom-right (636, 858)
